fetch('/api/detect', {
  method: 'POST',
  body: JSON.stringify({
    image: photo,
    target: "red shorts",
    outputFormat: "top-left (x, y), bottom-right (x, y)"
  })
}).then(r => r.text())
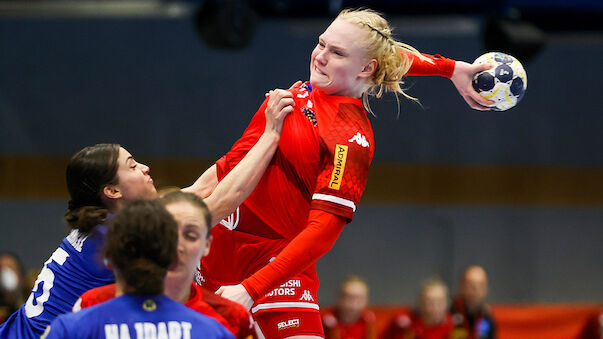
top-left (254, 310), bottom-right (324, 338)
top-left (199, 225), bottom-right (323, 335)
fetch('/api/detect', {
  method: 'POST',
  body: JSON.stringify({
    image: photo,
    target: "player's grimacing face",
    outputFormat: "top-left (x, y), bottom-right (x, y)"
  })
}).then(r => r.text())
top-left (165, 201), bottom-right (210, 281)
top-left (310, 18), bottom-right (371, 98)
top-left (114, 147), bottom-right (157, 202)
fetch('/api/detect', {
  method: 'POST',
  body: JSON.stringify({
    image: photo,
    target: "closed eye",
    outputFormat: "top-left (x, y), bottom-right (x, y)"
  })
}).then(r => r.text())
top-left (184, 231), bottom-right (200, 241)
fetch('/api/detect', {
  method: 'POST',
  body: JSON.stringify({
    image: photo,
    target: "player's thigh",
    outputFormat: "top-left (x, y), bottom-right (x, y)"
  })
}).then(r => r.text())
top-left (254, 311), bottom-right (324, 339)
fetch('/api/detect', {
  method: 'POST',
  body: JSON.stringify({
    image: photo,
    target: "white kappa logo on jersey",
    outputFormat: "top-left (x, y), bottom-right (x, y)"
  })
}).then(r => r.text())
top-left (348, 132), bottom-right (369, 148)
top-left (299, 290), bottom-right (314, 301)
top-left (219, 207), bottom-right (239, 230)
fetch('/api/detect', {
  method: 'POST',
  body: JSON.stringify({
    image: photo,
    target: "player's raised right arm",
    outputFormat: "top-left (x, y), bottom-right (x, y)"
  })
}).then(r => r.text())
top-left (402, 50), bottom-right (494, 110)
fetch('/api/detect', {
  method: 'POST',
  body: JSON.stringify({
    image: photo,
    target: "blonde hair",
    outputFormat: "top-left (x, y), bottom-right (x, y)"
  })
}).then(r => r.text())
top-left (419, 278), bottom-right (449, 301)
top-left (336, 8), bottom-right (427, 114)
top-left (338, 275), bottom-right (369, 295)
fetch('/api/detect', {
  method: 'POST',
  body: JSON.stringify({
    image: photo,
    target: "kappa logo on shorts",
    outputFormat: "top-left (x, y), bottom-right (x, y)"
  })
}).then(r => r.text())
top-left (277, 318), bottom-right (300, 330)
top-left (299, 290), bottom-right (314, 301)
top-left (328, 145), bottom-right (348, 190)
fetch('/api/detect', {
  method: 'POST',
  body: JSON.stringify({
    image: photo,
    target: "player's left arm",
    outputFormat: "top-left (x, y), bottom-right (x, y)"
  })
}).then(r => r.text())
top-left (216, 209), bottom-right (346, 309)
top-left (403, 51), bottom-right (494, 111)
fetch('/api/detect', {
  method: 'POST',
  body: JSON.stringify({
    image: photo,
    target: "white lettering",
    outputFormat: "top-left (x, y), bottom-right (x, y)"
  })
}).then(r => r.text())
top-left (144, 322), bottom-right (157, 339)
top-left (118, 322), bottom-right (192, 339)
top-left (156, 322), bottom-right (168, 339)
top-left (105, 324), bottom-right (119, 339)
top-left (134, 323), bottom-right (144, 338)
top-left (120, 324), bottom-right (131, 339)
top-left (280, 280), bottom-right (301, 288)
top-left (181, 322), bottom-right (192, 339)
top-left (277, 319), bottom-right (300, 330)
top-left (168, 321), bottom-right (182, 339)
top-left (266, 287), bottom-right (296, 297)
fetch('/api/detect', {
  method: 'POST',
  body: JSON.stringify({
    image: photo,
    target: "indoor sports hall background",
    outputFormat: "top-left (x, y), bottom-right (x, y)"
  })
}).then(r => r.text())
top-left (0, 0), bottom-right (602, 337)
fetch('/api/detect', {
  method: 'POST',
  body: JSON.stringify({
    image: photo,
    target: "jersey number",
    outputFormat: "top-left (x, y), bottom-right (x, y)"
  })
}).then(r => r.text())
top-left (24, 248), bottom-right (69, 318)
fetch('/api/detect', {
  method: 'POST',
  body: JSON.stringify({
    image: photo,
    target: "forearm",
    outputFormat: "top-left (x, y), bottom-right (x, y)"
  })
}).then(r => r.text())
top-left (405, 52), bottom-right (456, 78)
top-left (204, 131), bottom-right (280, 225)
top-left (182, 164), bottom-right (218, 199)
top-left (241, 209), bottom-right (346, 300)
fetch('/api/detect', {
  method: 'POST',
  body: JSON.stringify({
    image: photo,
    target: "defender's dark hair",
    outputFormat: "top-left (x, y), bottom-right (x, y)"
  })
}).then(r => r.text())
top-left (157, 190), bottom-right (212, 237)
top-left (64, 143), bottom-right (120, 234)
top-left (104, 200), bottom-right (177, 295)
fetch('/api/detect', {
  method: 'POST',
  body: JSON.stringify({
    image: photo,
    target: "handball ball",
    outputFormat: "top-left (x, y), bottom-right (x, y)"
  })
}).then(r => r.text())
top-left (472, 52), bottom-right (527, 111)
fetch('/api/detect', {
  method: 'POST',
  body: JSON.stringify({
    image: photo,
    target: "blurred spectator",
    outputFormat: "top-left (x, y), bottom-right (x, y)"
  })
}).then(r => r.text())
top-left (322, 275), bottom-right (376, 339)
top-left (22, 268), bottom-right (41, 299)
top-left (450, 266), bottom-right (497, 339)
top-left (380, 278), bottom-right (453, 339)
top-left (0, 252), bottom-right (24, 324)
top-left (578, 310), bottom-right (603, 339)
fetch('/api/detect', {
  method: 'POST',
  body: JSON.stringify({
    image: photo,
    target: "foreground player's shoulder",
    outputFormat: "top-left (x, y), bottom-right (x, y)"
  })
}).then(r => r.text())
top-left (42, 306), bottom-right (97, 339)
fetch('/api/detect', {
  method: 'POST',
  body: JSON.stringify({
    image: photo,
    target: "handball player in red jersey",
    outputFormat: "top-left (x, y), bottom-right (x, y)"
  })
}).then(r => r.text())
top-left (74, 191), bottom-right (254, 338)
top-left (187, 8), bottom-right (494, 339)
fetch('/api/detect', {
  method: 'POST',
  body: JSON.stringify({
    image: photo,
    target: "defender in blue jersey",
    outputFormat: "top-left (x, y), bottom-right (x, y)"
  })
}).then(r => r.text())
top-left (0, 226), bottom-right (114, 338)
top-left (43, 294), bottom-right (234, 339)
top-left (0, 143), bottom-right (132, 339)
top-left (42, 200), bottom-right (232, 339)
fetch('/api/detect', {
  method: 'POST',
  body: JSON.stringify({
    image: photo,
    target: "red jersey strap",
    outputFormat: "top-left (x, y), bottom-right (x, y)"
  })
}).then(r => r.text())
top-left (405, 52), bottom-right (456, 78)
top-left (241, 209), bottom-right (346, 301)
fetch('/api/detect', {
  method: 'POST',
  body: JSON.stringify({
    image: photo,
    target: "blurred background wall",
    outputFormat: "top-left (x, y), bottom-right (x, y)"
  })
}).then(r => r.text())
top-left (0, 0), bottom-right (602, 305)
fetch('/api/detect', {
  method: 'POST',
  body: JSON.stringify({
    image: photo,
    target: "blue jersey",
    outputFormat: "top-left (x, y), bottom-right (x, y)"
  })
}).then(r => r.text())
top-left (0, 226), bottom-right (114, 339)
top-left (42, 294), bottom-right (235, 339)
